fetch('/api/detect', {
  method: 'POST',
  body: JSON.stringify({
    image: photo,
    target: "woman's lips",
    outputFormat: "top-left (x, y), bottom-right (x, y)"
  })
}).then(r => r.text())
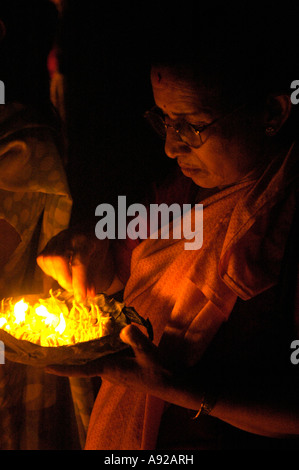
top-left (179, 165), bottom-right (205, 177)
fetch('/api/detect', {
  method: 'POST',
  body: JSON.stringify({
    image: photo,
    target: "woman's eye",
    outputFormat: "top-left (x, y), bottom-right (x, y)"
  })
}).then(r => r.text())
top-left (189, 122), bottom-right (208, 132)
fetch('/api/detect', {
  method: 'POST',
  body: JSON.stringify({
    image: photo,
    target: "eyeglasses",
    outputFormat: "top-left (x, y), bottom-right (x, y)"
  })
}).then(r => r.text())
top-left (144, 105), bottom-right (245, 149)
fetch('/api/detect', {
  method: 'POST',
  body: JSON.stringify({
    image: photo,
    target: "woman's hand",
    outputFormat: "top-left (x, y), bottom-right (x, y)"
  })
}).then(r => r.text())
top-left (46, 323), bottom-right (299, 438)
top-left (37, 229), bottom-right (117, 302)
top-left (46, 324), bottom-right (170, 389)
top-left (46, 324), bottom-right (200, 408)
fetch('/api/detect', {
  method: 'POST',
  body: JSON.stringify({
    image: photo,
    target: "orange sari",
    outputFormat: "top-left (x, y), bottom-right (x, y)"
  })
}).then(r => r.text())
top-left (85, 143), bottom-right (298, 450)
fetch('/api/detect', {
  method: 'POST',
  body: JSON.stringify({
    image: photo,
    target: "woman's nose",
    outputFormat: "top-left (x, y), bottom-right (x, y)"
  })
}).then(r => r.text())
top-left (164, 129), bottom-right (191, 159)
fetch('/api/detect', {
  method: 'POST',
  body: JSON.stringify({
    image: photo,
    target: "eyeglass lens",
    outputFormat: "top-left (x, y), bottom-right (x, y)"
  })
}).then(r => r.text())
top-left (145, 111), bottom-right (203, 148)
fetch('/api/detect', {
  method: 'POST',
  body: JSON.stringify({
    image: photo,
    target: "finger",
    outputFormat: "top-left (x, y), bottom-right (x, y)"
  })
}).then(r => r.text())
top-left (37, 254), bottom-right (73, 292)
top-left (71, 254), bottom-right (88, 302)
top-left (87, 285), bottom-right (96, 298)
top-left (45, 364), bottom-right (93, 377)
top-left (70, 234), bottom-right (97, 301)
top-left (120, 324), bottom-right (151, 349)
top-left (46, 358), bottom-right (106, 377)
top-left (120, 324), bottom-right (155, 364)
top-left (51, 256), bottom-right (73, 291)
top-left (36, 253), bottom-right (52, 276)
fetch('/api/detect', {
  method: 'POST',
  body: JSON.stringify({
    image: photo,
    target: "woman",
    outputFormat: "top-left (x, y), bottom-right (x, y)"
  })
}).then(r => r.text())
top-left (37, 11), bottom-right (299, 449)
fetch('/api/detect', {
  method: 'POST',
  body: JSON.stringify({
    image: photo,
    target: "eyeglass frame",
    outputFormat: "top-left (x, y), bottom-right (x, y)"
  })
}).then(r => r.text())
top-left (144, 104), bottom-right (246, 148)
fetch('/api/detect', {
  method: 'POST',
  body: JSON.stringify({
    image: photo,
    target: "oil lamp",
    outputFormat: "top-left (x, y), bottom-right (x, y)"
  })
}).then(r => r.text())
top-left (0, 290), bottom-right (152, 366)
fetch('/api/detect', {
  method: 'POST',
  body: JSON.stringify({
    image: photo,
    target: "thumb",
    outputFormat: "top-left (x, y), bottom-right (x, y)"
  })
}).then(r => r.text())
top-left (120, 324), bottom-right (155, 363)
top-left (70, 253), bottom-right (88, 302)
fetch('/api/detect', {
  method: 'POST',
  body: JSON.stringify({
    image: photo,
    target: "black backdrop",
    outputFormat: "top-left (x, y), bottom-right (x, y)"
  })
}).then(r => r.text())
top-left (2, 1), bottom-right (297, 227)
top-left (61, 2), bottom-right (175, 225)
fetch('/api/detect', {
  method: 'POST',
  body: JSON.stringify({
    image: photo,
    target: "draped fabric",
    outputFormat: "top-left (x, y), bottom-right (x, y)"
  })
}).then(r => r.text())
top-left (0, 102), bottom-right (83, 450)
top-left (85, 142), bottom-right (298, 450)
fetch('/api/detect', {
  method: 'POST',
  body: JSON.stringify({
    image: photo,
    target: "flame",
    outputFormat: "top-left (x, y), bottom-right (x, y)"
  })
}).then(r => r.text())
top-left (14, 299), bottom-right (28, 324)
top-left (55, 312), bottom-right (66, 335)
top-left (0, 290), bottom-right (111, 347)
top-left (36, 305), bottom-right (61, 328)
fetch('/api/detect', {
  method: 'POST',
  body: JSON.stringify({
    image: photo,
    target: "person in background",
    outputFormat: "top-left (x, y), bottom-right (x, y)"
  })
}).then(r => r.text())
top-left (0, 0), bottom-right (78, 450)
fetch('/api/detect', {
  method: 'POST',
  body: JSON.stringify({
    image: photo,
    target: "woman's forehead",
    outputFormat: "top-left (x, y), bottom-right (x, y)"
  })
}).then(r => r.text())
top-left (151, 65), bottom-right (198, 90)
top-left (151, 65), bottom-right (217, 115)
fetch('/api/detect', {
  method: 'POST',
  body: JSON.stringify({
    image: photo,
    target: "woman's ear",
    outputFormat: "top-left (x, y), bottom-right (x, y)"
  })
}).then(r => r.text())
top-left (0, 19), bottom-right (6, 43)
top-left (264, 94), bottom-right (292, 135)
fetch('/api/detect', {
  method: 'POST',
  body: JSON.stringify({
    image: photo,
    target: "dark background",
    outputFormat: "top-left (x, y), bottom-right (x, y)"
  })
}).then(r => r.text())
top-left (61, 1), bottom-right (176, 225)
top-left (1, 0), bottom-right (298, 227)
top-left (0, 0), bottom-right (178, 225)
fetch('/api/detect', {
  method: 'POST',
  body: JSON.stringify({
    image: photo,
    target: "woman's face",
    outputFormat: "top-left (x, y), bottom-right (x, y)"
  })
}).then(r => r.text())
top-left (151, 66), bottom-right (265, 188)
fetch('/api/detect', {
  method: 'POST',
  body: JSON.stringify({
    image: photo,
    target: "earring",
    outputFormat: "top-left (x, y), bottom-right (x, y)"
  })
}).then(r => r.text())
top-left (265, 126), bottom-right (276, 137)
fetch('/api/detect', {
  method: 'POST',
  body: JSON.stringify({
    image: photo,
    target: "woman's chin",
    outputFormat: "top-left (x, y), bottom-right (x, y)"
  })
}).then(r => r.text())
top-left (187, 172), bottom-right (220, 189)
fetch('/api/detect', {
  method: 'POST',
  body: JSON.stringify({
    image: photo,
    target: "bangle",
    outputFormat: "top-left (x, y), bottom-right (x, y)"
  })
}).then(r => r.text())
top-left (192, 392), bottom-right (217, 419)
